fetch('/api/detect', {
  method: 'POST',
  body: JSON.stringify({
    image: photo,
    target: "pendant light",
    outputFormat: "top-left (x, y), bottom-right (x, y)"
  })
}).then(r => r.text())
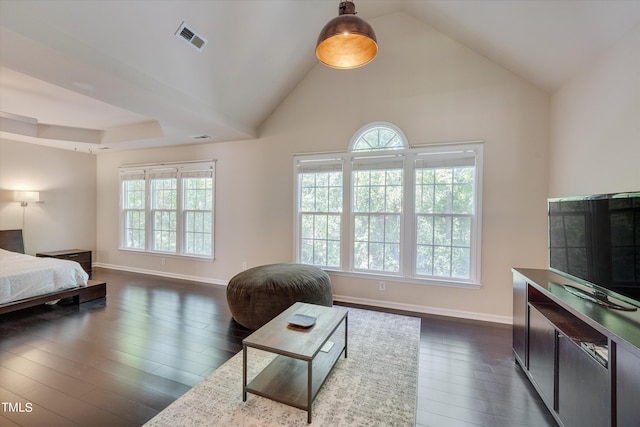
top-left (316, 1), bottom-right (377, 69)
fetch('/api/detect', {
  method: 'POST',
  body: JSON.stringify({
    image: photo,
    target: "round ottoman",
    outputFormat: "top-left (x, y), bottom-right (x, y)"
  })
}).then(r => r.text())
top-left (226, 263), bottom-right (333, 329)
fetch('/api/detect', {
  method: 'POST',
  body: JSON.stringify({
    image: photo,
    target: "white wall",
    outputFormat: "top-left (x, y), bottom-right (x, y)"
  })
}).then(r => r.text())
top-left (0, 139), bottom-right (96, 254)
top-left (96, 13), bottom-right (550, 323)
top-left (550, 25), bottom-right (640, 197)
top-left (95, 141), bottom-right (288, 284)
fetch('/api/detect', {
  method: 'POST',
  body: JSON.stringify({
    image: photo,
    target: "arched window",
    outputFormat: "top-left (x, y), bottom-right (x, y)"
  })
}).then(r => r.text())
top-left (294, 122), bottom-right (483, 287)
top-left (350, 122), bottom-right (407, 151)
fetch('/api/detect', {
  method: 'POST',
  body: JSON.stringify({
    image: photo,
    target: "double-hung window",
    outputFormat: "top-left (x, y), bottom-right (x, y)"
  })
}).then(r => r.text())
top-left (294, 123), bottom-right (482, 286)
top-left (119, 161), bottom-right (215, 259)
top-left (122, 171), bottom-right (146, 250)
top-left (352, 155), bottom-right (403, 273)
top-left (150, 169), bottom-right (178, 252)
top-left (414, 151), bottom-right (477, 280)
top-left (182, 170), bottom-right (214, 256)
top-left (298, 159), bottom-right (343, 268)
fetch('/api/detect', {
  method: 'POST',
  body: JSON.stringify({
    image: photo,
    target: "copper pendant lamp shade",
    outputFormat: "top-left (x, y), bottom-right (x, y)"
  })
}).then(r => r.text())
top-left (316, 1), bottom-right (377, 69)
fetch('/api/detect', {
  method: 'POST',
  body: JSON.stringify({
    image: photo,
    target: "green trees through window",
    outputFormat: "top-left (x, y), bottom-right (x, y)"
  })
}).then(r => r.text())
top-left (119, 162), bottom-right (215, 258)
top-left (295, 123), bottom-right (482, 285)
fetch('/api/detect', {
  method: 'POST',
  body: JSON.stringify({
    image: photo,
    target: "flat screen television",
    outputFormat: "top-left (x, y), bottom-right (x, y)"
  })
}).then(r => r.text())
top-left (548, 191), bottom-right (640, 310)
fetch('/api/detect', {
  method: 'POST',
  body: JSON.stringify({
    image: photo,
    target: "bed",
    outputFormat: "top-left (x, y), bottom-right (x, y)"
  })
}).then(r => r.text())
top-left (0, 229), bottom-right (106, 315)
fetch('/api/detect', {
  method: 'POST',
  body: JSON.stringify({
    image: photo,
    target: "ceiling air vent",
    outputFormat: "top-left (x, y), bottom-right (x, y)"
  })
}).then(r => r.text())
top-left (175, 22), bottom-right (208, 51)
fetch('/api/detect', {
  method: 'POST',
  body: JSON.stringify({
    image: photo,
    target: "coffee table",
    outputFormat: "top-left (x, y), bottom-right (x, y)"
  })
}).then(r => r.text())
top-left (242, 302), bottom-right (348, 423)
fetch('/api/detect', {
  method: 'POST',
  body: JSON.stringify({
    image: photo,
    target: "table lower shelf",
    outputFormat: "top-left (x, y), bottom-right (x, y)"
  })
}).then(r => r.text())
top-left (245, 340), bottom-right (345, 410)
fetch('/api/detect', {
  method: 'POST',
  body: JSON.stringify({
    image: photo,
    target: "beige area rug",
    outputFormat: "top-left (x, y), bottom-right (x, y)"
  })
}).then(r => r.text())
top-left (145, 307), bottom-right (420, 426)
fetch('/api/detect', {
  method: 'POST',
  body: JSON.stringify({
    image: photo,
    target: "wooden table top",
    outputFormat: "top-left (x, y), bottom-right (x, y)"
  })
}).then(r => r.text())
top-left (243, 302), bottom-right (348, 360)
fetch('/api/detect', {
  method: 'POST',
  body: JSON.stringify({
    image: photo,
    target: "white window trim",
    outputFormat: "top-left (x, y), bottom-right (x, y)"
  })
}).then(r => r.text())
top-left (350, 121), bottom-right (409, 151)
top-left (294, 140), bottom-right (483, 287)
top-left (119, 160), bottom-right (216, 260)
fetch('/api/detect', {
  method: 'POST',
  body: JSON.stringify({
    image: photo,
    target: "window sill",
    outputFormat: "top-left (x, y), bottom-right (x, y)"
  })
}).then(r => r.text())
top-left (323, 269), bottom-right (481, 289)
top-left (118, 248), bottom-right (214, 262)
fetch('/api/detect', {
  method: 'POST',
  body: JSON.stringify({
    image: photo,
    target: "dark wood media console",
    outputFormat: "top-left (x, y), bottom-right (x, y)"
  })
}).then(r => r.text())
top-left (513, 268), bottom-right (640, 427)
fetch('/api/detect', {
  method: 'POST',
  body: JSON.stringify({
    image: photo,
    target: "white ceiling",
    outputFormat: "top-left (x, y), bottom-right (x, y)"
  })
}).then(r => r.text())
top-left (1, 0), bottom-right (639, 153)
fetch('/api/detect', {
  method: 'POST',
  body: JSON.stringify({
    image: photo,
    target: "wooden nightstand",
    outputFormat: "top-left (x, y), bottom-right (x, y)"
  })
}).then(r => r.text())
top-left (36, 249), bottom-right (92, 278)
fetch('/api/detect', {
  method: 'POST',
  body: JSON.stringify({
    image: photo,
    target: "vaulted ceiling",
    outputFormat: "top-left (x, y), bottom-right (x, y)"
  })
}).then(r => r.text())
top-left (1, 0), bottom-right (639, 153)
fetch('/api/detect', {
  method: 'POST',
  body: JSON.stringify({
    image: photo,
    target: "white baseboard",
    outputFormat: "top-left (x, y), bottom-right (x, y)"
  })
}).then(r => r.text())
top-left (93, 262), bottom-right (227, 287)
top-left (333, 294), bottom-right (513, 325)
top-left (94, 263), bottom-right (512, 325)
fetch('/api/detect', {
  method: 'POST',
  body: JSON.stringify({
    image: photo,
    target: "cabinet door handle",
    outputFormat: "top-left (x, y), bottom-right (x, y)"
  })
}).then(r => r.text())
top-left (68, 254), bottom-right (79, 258)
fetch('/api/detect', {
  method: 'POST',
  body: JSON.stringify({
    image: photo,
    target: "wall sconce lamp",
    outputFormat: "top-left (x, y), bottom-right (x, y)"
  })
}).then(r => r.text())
top-left (14, 191), bottom-right (41, 207)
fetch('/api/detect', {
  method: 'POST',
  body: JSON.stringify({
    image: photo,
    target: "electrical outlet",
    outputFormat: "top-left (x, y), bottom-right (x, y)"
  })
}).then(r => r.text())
top-left (379, 281), bottom-right (385, 291)
top-left (161, 258), bottom-right (166, 266)
top-left (241, 261), bottom-right (247, 271)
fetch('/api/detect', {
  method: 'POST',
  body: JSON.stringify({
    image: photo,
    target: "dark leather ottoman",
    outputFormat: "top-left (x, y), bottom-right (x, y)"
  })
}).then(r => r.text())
top-left (226, 263), bottom-right (333, 329)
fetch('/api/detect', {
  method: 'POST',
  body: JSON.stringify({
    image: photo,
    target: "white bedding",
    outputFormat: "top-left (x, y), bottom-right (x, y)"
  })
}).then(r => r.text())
top-left (0, 248), bottom-right (88, 305)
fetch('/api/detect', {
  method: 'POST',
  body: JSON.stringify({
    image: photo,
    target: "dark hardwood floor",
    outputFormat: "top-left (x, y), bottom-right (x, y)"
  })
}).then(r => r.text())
top-left (414, 313), bottom-right (555, 427)
top-left (1, 268), bottom-right (555, 426)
